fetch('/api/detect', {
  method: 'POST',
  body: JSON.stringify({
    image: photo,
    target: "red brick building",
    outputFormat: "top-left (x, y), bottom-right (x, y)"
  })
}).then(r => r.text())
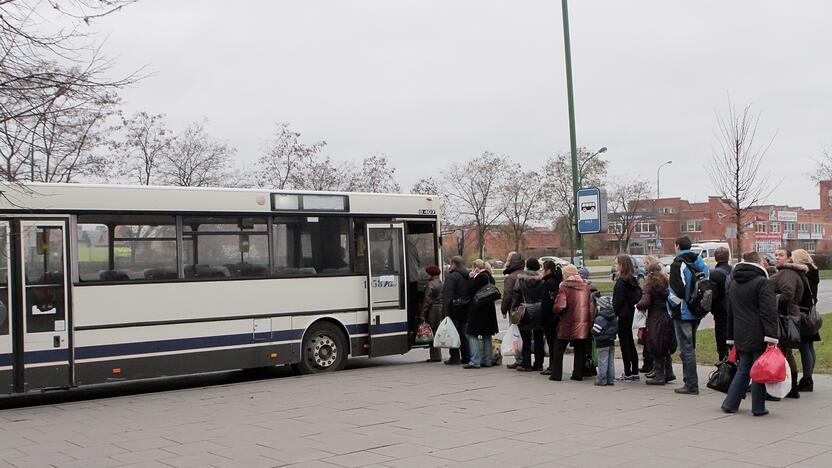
top-left (607, 181), bottom-right (832, 255)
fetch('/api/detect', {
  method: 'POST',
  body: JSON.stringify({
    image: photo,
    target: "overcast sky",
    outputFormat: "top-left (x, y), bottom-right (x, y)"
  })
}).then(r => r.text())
top-left (96, 1), bottom-right (831, 208)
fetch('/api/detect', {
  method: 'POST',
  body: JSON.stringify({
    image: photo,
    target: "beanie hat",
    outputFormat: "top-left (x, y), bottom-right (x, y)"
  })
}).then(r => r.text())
top-left (526, 258), bottom-right (540, 271)
top-left (563, 264), bottom-right (579, 278)
top-left (579, 267), bottom-right (590, 279)
top-left (426, 265), bottom-right (441, 277)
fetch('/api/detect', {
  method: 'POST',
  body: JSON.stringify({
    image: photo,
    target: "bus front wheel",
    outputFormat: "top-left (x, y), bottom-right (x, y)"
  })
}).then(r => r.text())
top-left (295, 322), bottom-right (348, 374)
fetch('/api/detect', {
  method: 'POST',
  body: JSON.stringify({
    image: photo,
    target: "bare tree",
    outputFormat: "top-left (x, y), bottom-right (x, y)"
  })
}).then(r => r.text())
top-left (707, 98), bottom-right (777, 259)
top-left (294, 156), bottom-right (355, 192)
top-left (541, 148), bottom-right (608, 259)
top-left (411, 177), bottom-right (440, 195)
top-left (110, 112), bottom-right (174, 185)
top-left (501, 163), bottom-right (544, 252)
top-left (256, 122), bottom-right (325, 189)
top-left (347, 154), bottom-right (400, 193)
top-left (160, 122), bottom-right (237, 187)
top-left (808, 145), bottom-right (832, 184)
top-left (442, 151), bottom-right (508, 258)
top-left (609, 178), bottom-right (652, 253)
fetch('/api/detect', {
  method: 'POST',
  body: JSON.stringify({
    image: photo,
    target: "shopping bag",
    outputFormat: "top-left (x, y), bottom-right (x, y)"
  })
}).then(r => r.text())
top-left (633, 309), bottom-right (647, 329)
top-left (750, 344), bottom-right (787, 384)
top-left (706, 357), bottom-right (737, 393)
top-left (433, 317), bottom-right (460, 349)
top-left (501, 324), bottom-right (523, 357)
top-left (415, 320), bottom-right (434, 345)
top-left (766, 360), bottom-right (793, 399)
top-left (727, 346), bottom-right (737, 364)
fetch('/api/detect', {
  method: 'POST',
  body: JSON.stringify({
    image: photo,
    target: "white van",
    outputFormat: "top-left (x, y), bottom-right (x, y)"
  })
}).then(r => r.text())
top-left (691, 241), bottom-right (731, 266)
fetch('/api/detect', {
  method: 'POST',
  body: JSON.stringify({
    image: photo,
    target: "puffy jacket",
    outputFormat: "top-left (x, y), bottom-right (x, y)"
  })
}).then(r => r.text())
top-left (709, 262), bottom-right (732, 316)
top-left (442, 266), bottom-right (470, 320)
top-left (500, 256), bottom-right (525, 315)
top-left (637, 272), bottom-right (676, 357)
top-left (511, 271), bottom-right (546, 330)
top-left (613, 276), bottom-right (641, 321)
top-left (726, 262), bottom-right (779, 353)
top-left (668, 250), bottom-right (709, 320)
top-left (592, 297), bottom-right (618, 345)
top-left (553, 275), bottom-right (595, 340)
top-left (772, 262), bottom-right (808, 318)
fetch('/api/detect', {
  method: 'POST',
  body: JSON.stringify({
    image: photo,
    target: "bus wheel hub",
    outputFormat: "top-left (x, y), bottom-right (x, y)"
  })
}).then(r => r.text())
top-left (311, 335), bottom-right (337, 368)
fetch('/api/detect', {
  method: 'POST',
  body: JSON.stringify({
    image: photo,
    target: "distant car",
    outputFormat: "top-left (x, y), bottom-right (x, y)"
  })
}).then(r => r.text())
top-left (761, 252), bottom-right (776, 268)
top-left (538, 256), bottom-right (570, 267)
top-left (487, 259), bottom-right (504, 269)
top-left (611, 254), bottom-right (646, 281)
top-left (659, 255), bottom-right (674, 274)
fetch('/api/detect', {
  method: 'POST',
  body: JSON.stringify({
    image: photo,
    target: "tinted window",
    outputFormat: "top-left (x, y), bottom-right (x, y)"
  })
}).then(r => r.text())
top-left (272, 217), bottom-right (350, 276)
top-left (182, 216), bottom-right (269, 278)
top-left (78, 215), bottom-right (177, 281)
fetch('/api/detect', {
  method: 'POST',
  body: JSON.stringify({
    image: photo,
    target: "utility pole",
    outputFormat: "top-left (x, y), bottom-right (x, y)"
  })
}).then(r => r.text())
top-left (561, 0), bottom-right (581, 266)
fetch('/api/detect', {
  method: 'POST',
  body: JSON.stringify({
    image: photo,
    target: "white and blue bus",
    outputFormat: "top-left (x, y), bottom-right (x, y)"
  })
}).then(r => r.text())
top-left (0, 183), bottom-right (441, 394)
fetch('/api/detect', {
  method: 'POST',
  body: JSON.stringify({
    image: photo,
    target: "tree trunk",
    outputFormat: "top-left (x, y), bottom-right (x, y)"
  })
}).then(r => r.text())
top-left (735, 206), bottom-right (743, 261)
top-left (477, 228), bottom-right (486, 259)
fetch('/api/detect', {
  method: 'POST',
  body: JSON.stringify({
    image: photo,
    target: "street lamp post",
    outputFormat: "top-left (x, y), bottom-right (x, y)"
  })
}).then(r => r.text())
top-left (656, 160), bottom-right (672, 199)
top-left (655, 160), bottom-right (672, 254)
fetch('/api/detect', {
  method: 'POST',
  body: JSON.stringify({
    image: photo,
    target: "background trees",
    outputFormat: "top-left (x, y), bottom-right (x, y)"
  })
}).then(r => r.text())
top-left (707, 98), bottom-right (777, 259)
top-left (609, 178), bottom-right (653, 253)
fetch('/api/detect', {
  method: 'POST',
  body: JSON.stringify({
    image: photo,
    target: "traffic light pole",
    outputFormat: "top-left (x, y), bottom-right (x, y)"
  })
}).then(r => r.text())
top-left (561, 0), bottom-right (582, 266)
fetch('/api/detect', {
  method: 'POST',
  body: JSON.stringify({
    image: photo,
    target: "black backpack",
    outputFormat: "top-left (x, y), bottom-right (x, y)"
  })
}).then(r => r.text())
top-left (685, 262), bottom-right (716, 318)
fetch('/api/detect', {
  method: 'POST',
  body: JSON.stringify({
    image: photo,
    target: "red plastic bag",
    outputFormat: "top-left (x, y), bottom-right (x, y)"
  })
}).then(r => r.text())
top-left (750, 344), bottom-right (787, 384)
top-left (727, 346), bottom-right (737, 364)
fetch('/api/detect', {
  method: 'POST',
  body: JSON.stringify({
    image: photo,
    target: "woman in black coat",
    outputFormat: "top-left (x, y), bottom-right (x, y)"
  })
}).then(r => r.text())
top-left (464, 260), bottom-right (498, 369)
top-left (637, 262), bottom-right (676, 385)
top-left (722, 254), bottom-right (779, 416)
top-left (540, 260), bottom-right (563, 376)
top-left (613, 254), bottom-right (642, 380)
top-left (793, 249), bottom-right (820, 391)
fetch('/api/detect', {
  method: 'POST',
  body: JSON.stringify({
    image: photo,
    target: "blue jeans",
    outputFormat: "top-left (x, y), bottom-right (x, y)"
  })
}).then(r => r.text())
top-left (466, 334), bottom-right (493, 367)
top-left (674, 319), bottom-right (700, 390)
top-left (597, 345), bottom-right (615, 385)
top-left (722, 350), bottom-right (766, 414)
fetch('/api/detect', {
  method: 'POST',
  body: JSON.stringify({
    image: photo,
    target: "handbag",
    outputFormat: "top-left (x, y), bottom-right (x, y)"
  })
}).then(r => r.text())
top-left (474, 283), bottom-right (501, 305)
top-left (415, 320), bottom-right (434, 345)
top-left (707, 357), bottom-right (737, 393)
top-left (779, 314), bottom-right (801, 348)
top-left (510, 304), bottom-right (526, 325)
top-left (799, 304), bottom-right (823, 336)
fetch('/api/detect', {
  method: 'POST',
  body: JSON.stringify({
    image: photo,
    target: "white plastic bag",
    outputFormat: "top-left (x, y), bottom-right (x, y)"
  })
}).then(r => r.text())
top-left (501, 324), bottom-right (523, 357)
top-left (433, 317), bottom-right (460, 349)
top-left (633, 309), bottom-right (647, 329)
top-left (765, 359), bottom-right (792, 399)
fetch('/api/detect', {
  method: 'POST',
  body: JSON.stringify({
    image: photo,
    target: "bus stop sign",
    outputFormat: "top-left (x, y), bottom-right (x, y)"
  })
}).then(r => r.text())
top-left (577, 187), bottom-right (607, 234)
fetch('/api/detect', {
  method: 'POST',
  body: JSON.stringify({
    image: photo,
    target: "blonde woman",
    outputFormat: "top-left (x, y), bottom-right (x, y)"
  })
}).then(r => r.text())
top-left (793, 249), bottom-right (820, 391)
top-left (465, 259), bottom-right (498, 368)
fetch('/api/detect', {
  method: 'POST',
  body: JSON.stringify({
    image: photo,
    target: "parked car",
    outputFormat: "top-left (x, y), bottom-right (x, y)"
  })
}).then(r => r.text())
top-left (611, 254), bottom-right (646, 281)
top-left (659, 255), bottom-right (674, 274)
top-left (487, 259), bottom-right (504, 269)
top-left (538, 256), bottom-right (570, 267)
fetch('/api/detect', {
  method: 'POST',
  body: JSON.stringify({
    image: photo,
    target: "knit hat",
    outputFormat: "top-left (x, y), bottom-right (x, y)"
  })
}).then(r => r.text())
top-left (578, 267), bottom-right (590, 279)
top-left (526, 258), bottom-right (541, 271)
top-left (426, 265), bottom-right (441, 277)
top-left (596, 295), bottom-right (613, 312)
top-left (563, 264), bottom-right (579, 278)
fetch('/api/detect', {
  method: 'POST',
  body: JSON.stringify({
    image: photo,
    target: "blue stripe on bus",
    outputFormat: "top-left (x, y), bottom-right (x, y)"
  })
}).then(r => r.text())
top-left (0, 321), bottom-right (409, 365)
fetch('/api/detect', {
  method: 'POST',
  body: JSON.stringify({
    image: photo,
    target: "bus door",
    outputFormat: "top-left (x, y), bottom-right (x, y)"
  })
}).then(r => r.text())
top-left (366, 223), bottom-right (409, 357)
top-left (10, 220), bottom-right (72, 392)
top-left (0, 222), bottom-right (12, 393)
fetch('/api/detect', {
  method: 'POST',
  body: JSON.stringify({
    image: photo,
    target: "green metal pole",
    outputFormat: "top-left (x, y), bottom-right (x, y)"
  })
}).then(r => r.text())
top-left (561, 0), bottom-right (582, 266)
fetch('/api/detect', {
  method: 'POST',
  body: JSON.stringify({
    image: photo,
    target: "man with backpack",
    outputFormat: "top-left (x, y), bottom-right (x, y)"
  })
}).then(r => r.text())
top-left (668, 236), bottom-right (710, 395)
top-left (709, 247), bottom-right (733, 362)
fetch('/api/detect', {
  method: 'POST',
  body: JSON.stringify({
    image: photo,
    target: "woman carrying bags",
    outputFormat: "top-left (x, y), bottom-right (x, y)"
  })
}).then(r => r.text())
top-left (420, 265), bottom-right (444, 362)
top-left (792, 249), bottom-right (821, 392)
top-left (464, 259), bottom-right (499, 369)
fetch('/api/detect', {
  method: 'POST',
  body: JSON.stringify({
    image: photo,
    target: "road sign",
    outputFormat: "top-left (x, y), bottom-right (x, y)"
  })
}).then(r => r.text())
top-left (577, 187), bottom-right (607, 234)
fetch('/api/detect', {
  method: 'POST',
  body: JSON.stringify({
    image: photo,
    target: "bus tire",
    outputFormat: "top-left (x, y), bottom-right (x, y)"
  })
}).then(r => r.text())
top-left (296, 322), bottom-right (348, 374)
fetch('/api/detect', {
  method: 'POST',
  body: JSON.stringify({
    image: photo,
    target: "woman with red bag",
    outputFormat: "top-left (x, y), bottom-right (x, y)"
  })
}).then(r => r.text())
top-left (721, 252), bottom-right (780, 416)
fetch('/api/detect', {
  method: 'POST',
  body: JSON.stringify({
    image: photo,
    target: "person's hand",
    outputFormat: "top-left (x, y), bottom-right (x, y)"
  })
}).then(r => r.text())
top-left (764, 336), bottom-right (779, 344)
top-left (726, 340), bottom-right (734, 345)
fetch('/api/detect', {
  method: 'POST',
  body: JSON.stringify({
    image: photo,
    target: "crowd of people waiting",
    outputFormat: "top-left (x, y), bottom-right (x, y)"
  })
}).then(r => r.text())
top-left (418, 236), bottom-right (821, 417)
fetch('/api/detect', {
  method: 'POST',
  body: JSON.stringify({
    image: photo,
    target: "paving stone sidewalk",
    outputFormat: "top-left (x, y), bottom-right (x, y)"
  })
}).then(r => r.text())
top-left (1, 351), bottom-right (831, 468)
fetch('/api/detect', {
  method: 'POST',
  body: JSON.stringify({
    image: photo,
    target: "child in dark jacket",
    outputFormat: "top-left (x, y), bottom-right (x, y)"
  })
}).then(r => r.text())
top-left (592, 296), bottom-right (618, 386)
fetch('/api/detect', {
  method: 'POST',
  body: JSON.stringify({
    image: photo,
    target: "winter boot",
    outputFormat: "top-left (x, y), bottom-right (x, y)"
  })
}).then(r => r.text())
top-left (646, 356), bottom-right (666, 385)
top-left (786, 372), bottom-right (800, 399)
top-left (664, 357), bottom-right (677, 383)
top-left (797, 377), bottom-right (814, 392)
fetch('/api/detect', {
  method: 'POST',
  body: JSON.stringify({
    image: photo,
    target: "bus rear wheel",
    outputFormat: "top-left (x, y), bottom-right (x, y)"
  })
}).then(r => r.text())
top-left (295, 322), bottom-right (348, 374)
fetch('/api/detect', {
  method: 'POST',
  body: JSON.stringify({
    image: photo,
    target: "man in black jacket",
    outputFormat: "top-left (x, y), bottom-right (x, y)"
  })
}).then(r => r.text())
top-left (721, 252), bottom-right (779, 416)
top-left (442, 256), bottom-right (470, 365)
top-left (709, 247), bottom-right (733, 361)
